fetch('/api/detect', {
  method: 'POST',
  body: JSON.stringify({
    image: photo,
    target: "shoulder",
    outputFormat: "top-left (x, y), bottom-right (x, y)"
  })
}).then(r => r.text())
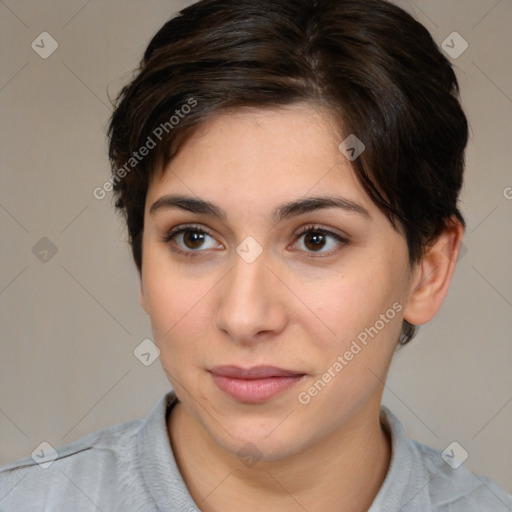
top-left (0, 418), bottom-right (146, 512)
top-left (1, 416), bottom-right (143, 474)
top-left (374, 406), bottom-right (512, 512)
top-left (412, 439), bottom-right (512, 511)
top-left (2, 416), bottom-right (142, 467)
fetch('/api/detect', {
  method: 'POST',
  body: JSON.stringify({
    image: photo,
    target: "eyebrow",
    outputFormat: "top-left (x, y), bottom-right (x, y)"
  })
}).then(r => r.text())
top-left (149, 194), bottom-right (370, 222)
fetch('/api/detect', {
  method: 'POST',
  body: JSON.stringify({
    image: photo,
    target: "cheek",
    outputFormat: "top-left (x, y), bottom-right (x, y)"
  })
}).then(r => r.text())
top-left (141, 251), bottom-right (208, 357)
top-left (146, 277), bottom-right (205, 345)
top-left (296, 276), bottom-right (403, 417)
top-left (298, 258), bottom-right (406, 398)
top-left (307, 264), bottom-right (402, 342)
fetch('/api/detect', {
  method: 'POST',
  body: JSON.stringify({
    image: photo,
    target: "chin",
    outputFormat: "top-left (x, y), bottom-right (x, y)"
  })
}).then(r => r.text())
top-left (219, 434), bottom-right (302, 464)
top-left (205, 416), bottom-right (306, 463)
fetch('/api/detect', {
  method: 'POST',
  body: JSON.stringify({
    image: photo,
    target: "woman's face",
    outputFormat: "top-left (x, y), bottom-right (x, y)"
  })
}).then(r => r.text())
top-left (140, 104), bottom-right (414, 460)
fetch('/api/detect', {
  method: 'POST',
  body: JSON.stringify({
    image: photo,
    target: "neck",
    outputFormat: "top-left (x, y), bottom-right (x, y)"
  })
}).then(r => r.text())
top-left (168, 396), bottom-right (391, 512)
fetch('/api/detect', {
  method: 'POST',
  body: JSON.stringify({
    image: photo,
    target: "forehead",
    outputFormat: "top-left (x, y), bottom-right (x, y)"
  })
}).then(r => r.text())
top-left (146, 104), bottom-right (372, 214)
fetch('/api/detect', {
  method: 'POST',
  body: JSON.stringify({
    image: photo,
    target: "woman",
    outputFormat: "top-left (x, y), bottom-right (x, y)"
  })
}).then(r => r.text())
top-left (1, 0), bottom-right (511, 510)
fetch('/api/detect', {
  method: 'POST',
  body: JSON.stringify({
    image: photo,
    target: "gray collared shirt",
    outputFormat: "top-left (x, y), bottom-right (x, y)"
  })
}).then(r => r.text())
top-left (1, 391), bottom-right (511, 511)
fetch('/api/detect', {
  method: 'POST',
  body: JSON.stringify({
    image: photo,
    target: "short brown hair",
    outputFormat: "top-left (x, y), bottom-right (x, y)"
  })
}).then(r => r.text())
top-left (107, 0), bottom-right (468, 346)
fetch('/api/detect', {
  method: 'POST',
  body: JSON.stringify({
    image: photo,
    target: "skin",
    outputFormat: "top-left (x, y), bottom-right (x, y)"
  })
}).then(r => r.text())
top-left (140, 104), bottom-right (463, 511)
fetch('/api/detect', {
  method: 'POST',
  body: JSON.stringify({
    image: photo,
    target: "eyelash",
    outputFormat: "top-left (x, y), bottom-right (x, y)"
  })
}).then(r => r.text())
top-left (161, 223), bottom-right (349, 258)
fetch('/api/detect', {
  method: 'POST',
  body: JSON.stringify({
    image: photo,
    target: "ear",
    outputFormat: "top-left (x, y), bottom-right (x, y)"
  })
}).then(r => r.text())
top-left (403, 217), bottom-right (464, 326)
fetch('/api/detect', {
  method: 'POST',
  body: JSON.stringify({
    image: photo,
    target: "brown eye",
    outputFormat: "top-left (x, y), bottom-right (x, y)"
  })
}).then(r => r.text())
top-left (303, 232), bottom-right (328, 252)
top-left (182, 231), bottom-right (207, 249)
top-left (163, 224), bottom-right (221, 256)
top-left (293, 225), bottom-right (348, 256)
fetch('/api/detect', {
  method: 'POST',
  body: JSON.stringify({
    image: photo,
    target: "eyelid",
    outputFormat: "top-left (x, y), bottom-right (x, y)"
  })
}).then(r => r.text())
top-left (289, 223), bottom-right (349, 257)
top-left (162, 223), bottom-right (216, 243)
top-left (293, 223), bottom-right (349, 241)
top-left (161, 223), bottom-right (222, 255)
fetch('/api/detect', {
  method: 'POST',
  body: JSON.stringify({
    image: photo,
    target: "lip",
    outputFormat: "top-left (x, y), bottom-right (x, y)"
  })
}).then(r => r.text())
top-left (209, 365), bottom-right (305, 403)
top-left (210, 365), bottom-right (304, 379)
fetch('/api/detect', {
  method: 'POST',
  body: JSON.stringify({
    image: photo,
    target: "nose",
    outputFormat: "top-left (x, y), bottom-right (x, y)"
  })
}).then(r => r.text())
top-left (215, 249), bottom-right (288, 345)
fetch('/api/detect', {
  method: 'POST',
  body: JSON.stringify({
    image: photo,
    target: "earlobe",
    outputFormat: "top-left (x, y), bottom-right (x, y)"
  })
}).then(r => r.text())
top-left (403, 217), bottom-right (464, 326)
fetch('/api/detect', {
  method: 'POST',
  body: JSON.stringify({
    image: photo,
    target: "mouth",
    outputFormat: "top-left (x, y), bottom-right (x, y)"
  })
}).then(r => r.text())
top-left (209, 365), bottom-right (306, 403)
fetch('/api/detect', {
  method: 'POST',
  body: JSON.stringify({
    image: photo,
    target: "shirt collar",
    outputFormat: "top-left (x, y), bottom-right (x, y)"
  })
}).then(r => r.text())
top-left (368, 405), bottom-right (435, 511)
top-left (138, 390), bottom-right (198, 511)
top-left (138, 391), bottom-right (433, 511)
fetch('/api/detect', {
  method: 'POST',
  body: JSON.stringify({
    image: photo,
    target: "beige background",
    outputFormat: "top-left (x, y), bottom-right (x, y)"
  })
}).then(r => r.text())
top-left (1, 0), bottom-right (511, 495)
